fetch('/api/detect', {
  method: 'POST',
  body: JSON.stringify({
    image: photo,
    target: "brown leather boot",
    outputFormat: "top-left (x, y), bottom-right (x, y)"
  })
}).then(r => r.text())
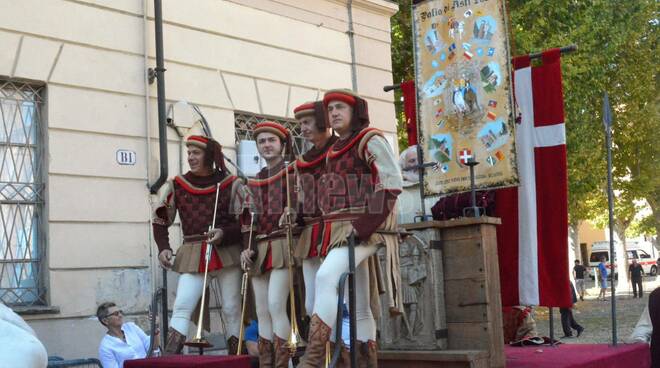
top-left (163, 327), bottom-right (186, 355)
top-left (273, 335), bottom-right (290, 368)
top-left (356, 340), bottom-right (378, 368)
top-left (257, 337), bottom-right (274, 368)
top-left (366, 340), bottom-right (378, 367)
top-left (227, 335), bottom-right (241, 355)
top-left (339, 341), bottom-right (351, 368)
top-left (297, 314), bottom-right (332, 368)
top-left (328, 341), bottom-right (350, 368)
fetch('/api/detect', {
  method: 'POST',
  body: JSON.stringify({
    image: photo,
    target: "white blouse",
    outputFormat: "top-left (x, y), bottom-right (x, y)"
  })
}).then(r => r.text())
top-left (630, 306), bottom-right (652, 343)
top-left (98, 322), bottom-right (156, 368)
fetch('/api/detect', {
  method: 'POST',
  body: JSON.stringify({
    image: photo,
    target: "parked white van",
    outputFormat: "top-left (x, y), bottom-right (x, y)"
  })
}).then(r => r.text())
top-left (589, 241), bottom-right (657, 277)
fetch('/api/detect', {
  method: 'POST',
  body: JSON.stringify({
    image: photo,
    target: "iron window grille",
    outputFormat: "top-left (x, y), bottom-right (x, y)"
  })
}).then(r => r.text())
top-left (0, 80), bottom-right (46, 306)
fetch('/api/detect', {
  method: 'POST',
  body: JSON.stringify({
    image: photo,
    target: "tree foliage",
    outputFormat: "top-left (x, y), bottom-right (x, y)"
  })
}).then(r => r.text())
top-left (628, 213), bottom-right (657, 238)
top-left (504, 0), bottom-right (657, 232)
top-left (391, 0), bottom-right (415, 151)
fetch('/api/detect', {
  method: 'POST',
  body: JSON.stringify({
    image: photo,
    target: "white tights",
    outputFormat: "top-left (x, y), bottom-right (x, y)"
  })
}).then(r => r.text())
top-left (169, 267), bottom-right (242, 338)
top-left (251, 268), bottom-right (291, 340)
top-left (302, 258), bottom-right (321, 315)
top-left (312, 244), bottom-right (378, 342)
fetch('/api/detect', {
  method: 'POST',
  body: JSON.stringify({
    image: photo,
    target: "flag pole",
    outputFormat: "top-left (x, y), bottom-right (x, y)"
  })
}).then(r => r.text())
top-left (409, 3), bottom-right (430, 222)
top-left (603, 91), bottom-right (617, 346)
top-left (528, 44), bottom-right (577, 60)
top-left (548, 307), bottom-right (555, 346)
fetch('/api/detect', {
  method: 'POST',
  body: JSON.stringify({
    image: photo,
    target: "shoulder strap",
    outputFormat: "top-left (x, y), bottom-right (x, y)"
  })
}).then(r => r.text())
top-left (327, 127), bottom-right (382, 160)
top-left (356, 128), bottom-right (384, 161)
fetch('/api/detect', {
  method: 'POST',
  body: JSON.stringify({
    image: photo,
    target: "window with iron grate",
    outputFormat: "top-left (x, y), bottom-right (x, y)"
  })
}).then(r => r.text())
top-left (0, 80), bottom-right (46, 306)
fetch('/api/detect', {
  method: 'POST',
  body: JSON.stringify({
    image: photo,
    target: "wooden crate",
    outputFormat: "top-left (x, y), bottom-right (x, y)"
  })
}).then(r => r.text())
top-left (403, 217), bottom-right (505, 368)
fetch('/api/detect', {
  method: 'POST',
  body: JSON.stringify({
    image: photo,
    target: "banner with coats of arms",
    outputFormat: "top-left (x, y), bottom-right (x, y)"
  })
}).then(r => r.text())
top-left (413, 0), bottom-right (518, 195)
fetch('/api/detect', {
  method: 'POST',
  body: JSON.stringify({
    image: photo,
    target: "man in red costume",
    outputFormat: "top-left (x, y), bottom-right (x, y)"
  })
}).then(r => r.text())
top-left (241, 122), bottom-right (298, 368)
top-left (292, 101), bottom-right (337, 318)
top-left (152, 135), bottom-right (250, 355)
top-left (299, 89), bottom-right (403, 367)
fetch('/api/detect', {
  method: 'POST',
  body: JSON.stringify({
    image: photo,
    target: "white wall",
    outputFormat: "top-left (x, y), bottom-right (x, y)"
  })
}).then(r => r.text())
top-left (0, 0), bottom-right (398, 358)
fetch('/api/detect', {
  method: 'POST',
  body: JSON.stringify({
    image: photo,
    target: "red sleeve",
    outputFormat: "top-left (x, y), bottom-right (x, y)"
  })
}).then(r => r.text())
top-left (152, 223), bottom-right (171, 253)
top-left (351, 190), bottom-right (399, 241)
top-left (221, 222), bottom-right (242, 247)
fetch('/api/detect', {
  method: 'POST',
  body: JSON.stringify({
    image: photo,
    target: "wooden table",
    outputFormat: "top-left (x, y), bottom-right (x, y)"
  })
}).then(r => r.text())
top-left (399, 217), bottom-right (505, 368)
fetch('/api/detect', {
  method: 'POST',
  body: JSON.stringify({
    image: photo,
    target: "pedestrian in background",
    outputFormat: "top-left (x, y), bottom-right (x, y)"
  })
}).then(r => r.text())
top-left (598, 256), bottom-right (609, 301)
top-left (560, 282), bottom-right (584, 338)
top-left (573, 260), bottom-right (587, 301)
top-left (629, 258), bottom-right (644, 298)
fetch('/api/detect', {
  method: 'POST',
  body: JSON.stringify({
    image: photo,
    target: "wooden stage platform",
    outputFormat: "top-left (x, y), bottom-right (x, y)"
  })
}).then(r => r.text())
top-left (379, 343), bottom-right (650, 368)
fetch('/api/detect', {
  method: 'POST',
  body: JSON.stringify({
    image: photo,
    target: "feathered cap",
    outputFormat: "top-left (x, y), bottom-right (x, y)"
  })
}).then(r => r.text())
top-left (185, 135), bottom-right (227, 173)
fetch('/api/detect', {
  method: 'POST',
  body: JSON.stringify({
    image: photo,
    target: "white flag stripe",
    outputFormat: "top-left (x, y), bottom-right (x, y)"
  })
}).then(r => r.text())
top-left (533, 123), bottom-right (566, 148)
top-left (514, 66), bottom-right (540, 306)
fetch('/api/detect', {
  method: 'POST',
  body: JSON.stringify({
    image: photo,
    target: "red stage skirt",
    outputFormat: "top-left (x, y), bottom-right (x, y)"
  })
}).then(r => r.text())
top-left (506, 343), bottom-right (650, 368)
top-left (124, 355), bottom-right (250, 368)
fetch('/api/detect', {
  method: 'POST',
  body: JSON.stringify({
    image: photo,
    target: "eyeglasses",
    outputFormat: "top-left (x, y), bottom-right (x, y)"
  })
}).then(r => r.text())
top-left (105, 310), bottom-right (123, 318)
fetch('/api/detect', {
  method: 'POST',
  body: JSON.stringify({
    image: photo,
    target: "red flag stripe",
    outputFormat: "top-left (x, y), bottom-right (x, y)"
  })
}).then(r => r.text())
top-left (532, 49), bottom-right (570, 306)
top-left (497, 49), bottom-right (571, 308)
top-left (401, 80), bottom-right (418, 146)
top-left (532, 49), bottom-right (565, 127)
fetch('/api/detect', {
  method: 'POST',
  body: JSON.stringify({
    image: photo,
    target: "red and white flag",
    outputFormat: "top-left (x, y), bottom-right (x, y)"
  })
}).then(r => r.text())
top-left (458, 148), bottom-right (473, 165)
top-left (495, 49), bottom-right (571, 307)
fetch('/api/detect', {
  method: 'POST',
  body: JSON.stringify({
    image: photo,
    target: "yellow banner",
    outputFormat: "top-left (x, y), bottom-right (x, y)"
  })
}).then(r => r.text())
top-left (413, 0), bottom-right (518, 195)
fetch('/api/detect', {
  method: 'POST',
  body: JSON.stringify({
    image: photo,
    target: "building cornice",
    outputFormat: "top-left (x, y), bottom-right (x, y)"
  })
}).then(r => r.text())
top-left (329, 0), bottom-right (399, 17)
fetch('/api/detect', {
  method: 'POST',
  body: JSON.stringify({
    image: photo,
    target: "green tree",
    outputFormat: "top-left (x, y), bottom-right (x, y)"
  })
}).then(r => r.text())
top-left (506, 0), bottom-right (658, 274)
top-left (628, 213), bottom-right (657, 238)
top-left (389, 1), bottom-right (658, 244)
top-left (391, 0), bottom-right (415, 151)
top-left (606, 3), bottom-right (660, 244)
